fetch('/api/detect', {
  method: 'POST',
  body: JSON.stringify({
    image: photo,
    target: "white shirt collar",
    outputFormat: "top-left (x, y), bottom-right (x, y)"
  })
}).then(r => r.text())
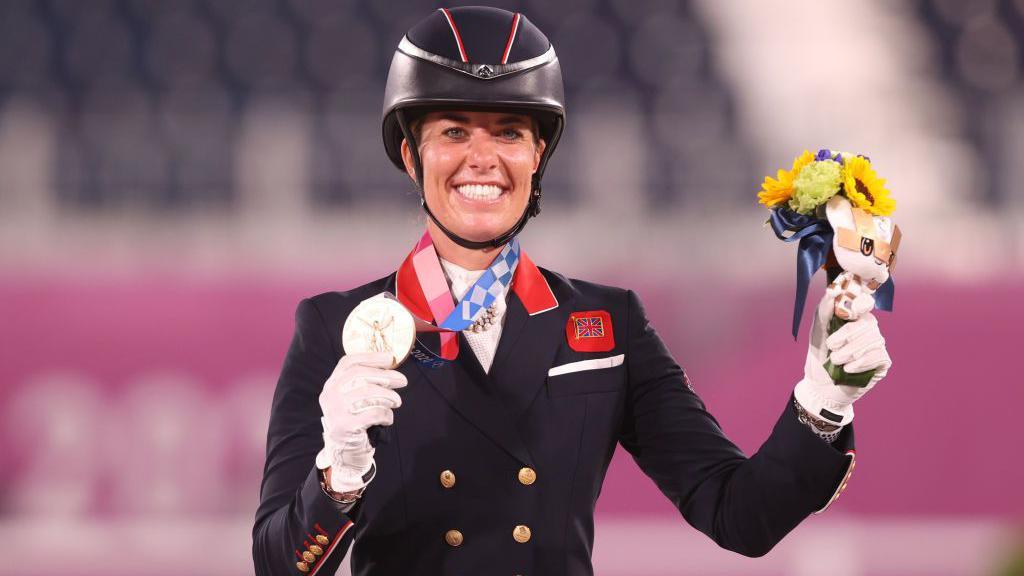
top-left (439, 257), bottom-right (513, 303)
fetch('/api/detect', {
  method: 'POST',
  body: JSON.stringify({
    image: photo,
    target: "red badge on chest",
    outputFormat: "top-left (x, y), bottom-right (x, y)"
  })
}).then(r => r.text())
top-left (566, 310), bottom-right (615, 352)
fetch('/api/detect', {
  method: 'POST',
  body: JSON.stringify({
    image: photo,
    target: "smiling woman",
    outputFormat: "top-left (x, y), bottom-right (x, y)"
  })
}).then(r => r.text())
top-left (399, 110), bottom-right (546, 269)
top-left (379, 7), bottom-right (566, 257)
top-left (254, 6), bottom-right (882, 576)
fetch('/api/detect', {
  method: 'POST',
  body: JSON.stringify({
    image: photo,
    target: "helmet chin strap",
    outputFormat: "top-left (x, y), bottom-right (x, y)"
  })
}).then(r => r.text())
top-left (421, 184), bottom-right (539, 250)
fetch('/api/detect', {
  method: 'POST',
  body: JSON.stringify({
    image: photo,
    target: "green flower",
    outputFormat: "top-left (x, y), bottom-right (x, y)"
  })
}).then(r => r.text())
top-left (788, 160), bottom-right (842, 215)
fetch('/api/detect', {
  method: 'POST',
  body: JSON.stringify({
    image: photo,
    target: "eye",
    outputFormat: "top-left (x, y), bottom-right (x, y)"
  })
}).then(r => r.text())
top-left (499, 128), bottom-right (524, 141)
top-left (443, 126), bottom-right (467, 139)
top-left (860, 237), bottom-right (875, 256)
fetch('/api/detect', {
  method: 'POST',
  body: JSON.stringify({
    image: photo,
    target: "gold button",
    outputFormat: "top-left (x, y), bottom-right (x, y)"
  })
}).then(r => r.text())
top-left (513, 524), bottom-right (531, 543)
top-left (518, 467), bottom-right (536, 486)
top-left (296, 561), bottom-right (310, 573)
top-left (440, 469), bottom-right (456, 489)
top-left (445, 529), bottom-right (464, 547)
top-left (315, 534), bottom-right (329, 546)
top-left (302, 551), bottom-right (316, 563)
top-left (309, 544), bottom-right (323, 556)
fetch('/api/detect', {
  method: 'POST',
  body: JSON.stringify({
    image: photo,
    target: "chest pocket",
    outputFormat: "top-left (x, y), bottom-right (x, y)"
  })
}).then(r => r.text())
top-left (546, 354), bottom-right (626, 397)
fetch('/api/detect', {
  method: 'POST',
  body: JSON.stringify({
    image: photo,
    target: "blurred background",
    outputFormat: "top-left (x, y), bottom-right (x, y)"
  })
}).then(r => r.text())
top-left (0, 0), bottom-right (1022, 574)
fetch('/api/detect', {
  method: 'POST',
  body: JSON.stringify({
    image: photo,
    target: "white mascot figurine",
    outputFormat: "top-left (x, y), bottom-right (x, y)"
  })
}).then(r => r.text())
top-left (823, 194), bottom-right (899, 325)
top-left (803, 194), bottom-right (901, 421)
top-left (759, 149), bottom-right (901, 428)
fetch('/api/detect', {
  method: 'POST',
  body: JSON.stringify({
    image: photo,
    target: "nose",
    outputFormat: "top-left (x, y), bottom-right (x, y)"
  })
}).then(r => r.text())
top-left (466, 130), bottom-right (498, 171)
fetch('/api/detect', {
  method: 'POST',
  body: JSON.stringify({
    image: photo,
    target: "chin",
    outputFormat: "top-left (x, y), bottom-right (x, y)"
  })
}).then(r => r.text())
top-left (444, 208), bottom-right (524, 242)
top-left (452, 219), bottom-right (514, 242)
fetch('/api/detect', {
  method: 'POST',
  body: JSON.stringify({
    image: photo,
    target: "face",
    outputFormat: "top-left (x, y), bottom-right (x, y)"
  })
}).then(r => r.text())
top-left (401, 110), bottom-right (545, 242)
top-left (826, 195), bottom-right (897, 285)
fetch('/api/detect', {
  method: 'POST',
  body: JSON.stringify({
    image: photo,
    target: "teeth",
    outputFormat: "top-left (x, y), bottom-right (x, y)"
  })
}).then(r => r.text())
top-left (456, 184), bottom-right (503, 200)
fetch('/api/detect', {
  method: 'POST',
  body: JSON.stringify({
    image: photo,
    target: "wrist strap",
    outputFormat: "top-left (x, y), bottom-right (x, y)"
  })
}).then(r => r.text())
top-left (794, 398), bottom-right (843, 443)
top-left (320, 462), bottom-right (375, 503)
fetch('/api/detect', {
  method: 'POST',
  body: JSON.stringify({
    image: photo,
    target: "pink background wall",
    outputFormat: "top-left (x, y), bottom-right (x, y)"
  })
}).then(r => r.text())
top-left (3, 273), bottom-right (1018, 522)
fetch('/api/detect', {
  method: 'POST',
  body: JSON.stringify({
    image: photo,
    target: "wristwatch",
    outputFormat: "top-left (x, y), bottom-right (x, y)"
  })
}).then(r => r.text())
top-left (793, 398), bottom-right (843, 443)
top-left (319, 463), bottom-right (374, 504)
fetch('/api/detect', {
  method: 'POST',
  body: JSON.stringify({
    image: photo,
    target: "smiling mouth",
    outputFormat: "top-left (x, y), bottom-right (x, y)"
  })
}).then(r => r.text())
top-left (454, 184), bottom-right (505, 201)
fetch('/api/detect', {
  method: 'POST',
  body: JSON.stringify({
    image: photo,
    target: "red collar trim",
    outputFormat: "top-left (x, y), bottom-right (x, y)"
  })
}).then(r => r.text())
top-left (396, 249), bottom-right (558, 321)
top-left (511, 252), bottom-right (559, 315)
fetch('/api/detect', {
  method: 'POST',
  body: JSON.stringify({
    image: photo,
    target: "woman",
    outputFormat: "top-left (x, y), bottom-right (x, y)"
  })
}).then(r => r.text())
top-left (253, 7), bottom-right (890, 575)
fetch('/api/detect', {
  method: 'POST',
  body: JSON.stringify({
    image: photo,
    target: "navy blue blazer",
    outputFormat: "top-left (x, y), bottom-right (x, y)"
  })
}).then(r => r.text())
top-left (253, 266), bottom-right (856, 575)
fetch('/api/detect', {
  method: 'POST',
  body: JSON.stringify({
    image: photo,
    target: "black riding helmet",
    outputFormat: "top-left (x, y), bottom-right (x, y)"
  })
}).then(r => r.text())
top-left (382, 6), bottom-right (566, 249)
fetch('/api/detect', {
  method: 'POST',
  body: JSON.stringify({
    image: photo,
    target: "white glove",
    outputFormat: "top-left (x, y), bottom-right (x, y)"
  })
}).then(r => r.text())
top-left (794, 275), bottom-right (892, 427)
top-left (315, 351), bottom-right (408, 493)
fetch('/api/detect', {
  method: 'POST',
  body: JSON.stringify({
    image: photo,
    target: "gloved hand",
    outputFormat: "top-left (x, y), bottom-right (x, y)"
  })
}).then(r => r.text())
top-left (315, 351), bottom-right (408, 493)
top-left (794, 276), bottom-right (892, 427)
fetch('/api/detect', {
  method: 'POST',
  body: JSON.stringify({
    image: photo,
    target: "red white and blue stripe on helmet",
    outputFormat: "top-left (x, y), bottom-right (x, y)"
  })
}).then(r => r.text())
top-left (438, 8), bottom-right (522, 65)
top-left (439, 8), bottom-right (469, 62)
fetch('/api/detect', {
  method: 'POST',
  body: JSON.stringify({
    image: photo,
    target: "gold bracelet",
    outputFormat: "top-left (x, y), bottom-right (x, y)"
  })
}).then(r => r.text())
top-left (793, 398), bottom-right (842, 433)
top-left (319, 468), bottom-right (366, 504)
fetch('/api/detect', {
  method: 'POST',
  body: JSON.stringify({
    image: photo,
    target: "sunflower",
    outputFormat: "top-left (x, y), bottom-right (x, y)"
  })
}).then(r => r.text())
top-left (841, 155), bottom-right (895, 216)
top-left (757, 150), bottom-right (815, 208)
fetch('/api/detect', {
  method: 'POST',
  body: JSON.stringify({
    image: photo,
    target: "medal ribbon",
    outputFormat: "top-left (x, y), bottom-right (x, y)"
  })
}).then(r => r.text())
top-left (398, 230), bottom-right (520, 366)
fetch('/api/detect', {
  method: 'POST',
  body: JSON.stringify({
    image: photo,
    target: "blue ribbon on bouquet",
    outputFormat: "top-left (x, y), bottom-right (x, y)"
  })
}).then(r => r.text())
top-left (768, 206), bottom-right (894, 340)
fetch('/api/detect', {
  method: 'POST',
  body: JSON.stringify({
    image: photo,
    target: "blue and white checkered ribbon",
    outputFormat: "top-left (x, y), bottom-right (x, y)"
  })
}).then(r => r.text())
top-left (438, 238), bottom-right (520, 331)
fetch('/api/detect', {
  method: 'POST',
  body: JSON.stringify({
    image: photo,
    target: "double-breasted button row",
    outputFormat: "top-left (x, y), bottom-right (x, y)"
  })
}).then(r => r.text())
top-left (443, 525), bottom-right (532, 546)
top-left (439, 467), bottom-right (537, 488)
top-left (439, 468), bottom-right (534, 549)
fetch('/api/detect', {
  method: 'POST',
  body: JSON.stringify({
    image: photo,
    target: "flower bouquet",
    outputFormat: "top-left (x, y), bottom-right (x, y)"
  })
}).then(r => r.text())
top-left (760, 149), bottom-right (902, 387)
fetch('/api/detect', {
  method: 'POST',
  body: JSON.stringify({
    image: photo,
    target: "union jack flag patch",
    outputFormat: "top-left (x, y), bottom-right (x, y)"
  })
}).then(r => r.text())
top-left (574, 316), bottom-right (604, 338)
top-left (566, 310), bottom-right (614, 352)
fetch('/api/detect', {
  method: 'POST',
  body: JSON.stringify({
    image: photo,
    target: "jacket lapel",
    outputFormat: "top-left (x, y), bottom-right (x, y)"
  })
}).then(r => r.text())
top-left (385, 254), bottom-right (567, 468)
top-left (411, 342), bottom-right (537, 467)
top-left (489, 269), bottom-right (573, 419)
